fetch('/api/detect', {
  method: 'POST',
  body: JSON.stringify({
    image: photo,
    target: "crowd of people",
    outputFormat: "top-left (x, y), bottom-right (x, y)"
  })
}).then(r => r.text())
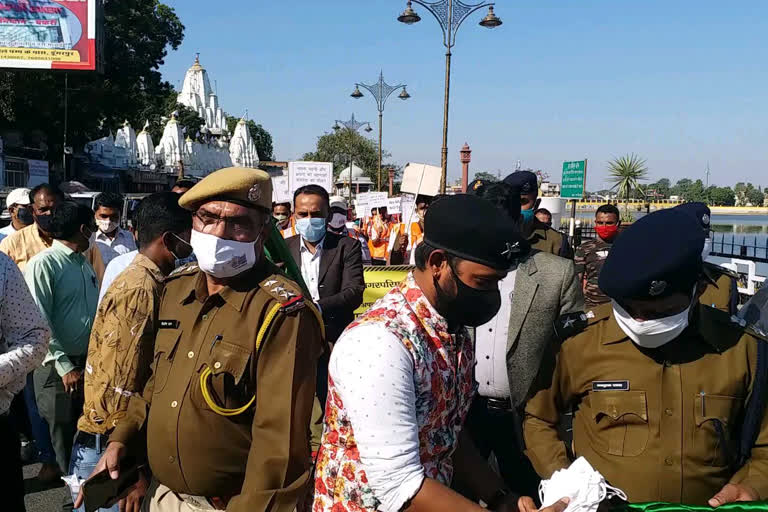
top-left (0, 167), bottom-right (765, 512)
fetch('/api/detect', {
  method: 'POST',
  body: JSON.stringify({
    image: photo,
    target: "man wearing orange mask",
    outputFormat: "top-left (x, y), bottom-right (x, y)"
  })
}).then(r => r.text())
top-left (574, 204), bottom-right (621, 307)
top-left (367, 207), bottom-right (390, 266)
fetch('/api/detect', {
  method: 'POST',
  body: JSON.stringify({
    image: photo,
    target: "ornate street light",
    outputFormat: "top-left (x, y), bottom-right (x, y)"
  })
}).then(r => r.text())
top-left (351, 71), bottom-right (411, 190)
top-left (397, 0), bottom-right (501, 193)
top-left (333, 114), bottom-right (371, 204)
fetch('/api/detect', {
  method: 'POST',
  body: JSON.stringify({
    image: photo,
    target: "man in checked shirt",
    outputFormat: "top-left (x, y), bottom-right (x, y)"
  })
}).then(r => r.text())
top-left (70, 193), bottom-right (192, 512)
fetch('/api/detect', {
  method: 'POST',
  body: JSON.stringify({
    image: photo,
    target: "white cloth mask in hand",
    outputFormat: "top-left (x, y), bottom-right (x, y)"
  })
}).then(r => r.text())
top-left (539, 457), bottom-right (627, 512)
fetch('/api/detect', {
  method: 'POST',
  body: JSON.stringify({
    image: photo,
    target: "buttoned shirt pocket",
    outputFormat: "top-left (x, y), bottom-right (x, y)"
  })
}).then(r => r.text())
top-left (694, 393), bottom-right (743, 467)
top-left (589, 391), bottom-right (649, 457)
top-left (152, 329), bottom-right (181, 395)
top-left (193, 340), bottom-right (254, 413)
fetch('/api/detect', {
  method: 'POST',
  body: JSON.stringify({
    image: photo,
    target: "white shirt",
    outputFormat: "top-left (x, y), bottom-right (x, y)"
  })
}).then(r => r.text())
top-left (98, 249), bottom-right (138, 304)
top-left (0, 223), bottom-right (16, 237)
top-left (475, 270), bottom-right (516, 399)
top-left (299, 237), bottom-right (324, 303)
top-left (94, 228), bottom-right (136, 267)
top-left (0, 251), bottom-right (49, 413)
top-left (330, 323), bottom-right (425, 512)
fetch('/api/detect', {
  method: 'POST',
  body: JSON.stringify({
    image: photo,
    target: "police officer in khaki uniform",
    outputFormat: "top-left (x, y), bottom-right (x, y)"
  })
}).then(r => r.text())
top-left (503, 171), bottom-right (572, 259)
top-left (77, 168), bottom-right (324, 512)
top-left (674, 202), bottom-right (739, 315)
top-left (524, 208), bottom-right (768, 505)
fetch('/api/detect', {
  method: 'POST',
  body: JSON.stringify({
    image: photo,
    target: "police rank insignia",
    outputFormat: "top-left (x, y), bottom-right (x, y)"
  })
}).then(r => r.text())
top-left (248, 183), bottom-right (261, 202)
top-left (649, 280), bottom-right (667, 296)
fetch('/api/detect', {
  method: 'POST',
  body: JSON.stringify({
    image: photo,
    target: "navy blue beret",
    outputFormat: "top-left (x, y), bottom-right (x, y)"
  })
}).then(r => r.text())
top-left (673, 202), bottom-right (711, 232)
top-left (423, 194), bottom-right (529, 270)
top-left (599, 209), bottom-right (705, 300)
top-left (503, 171), bottom-right (538, 195)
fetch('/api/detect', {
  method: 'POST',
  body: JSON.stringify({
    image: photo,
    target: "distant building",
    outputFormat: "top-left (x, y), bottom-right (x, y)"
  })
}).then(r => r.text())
top-left (540, 182), bottom-right (561, 197)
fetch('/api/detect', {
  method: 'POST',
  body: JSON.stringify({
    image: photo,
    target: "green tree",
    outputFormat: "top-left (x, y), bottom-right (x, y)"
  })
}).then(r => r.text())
top-left (687, 179), bottom-right (707, 203)
top-left (472, 171), bottom-right (499, 183)
top-left (707, 186), bottom-right (735, 206)
top-left (0, 0), bottom-right (184, 164)
top-left (646, 178), bottom-right (670, 198)
top-left (607, 153), bottom-right (648, 222)
top-left (226, 116), bottom-right (274, 161)
top-left (747, 186), bottom-right (765, 207)
top-left (302, 129), bottom-right (388, 183)
top-left (670, 178), bottom-right (692, 198)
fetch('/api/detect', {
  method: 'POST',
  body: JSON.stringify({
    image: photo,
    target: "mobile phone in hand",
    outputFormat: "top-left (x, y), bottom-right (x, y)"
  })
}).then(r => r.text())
top-left (82, 456), bottom-right (140, 512)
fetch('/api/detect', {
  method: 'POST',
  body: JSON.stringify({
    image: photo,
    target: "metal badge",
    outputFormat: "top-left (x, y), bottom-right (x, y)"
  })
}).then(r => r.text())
top-left (649, 280), bottom-right (667, 296)
top-left (501, 241), bottom-right (521, 260)
top-left (702, 213), bottom-right (710, 226)
top-left (248, 183), bottom-right (261, 202)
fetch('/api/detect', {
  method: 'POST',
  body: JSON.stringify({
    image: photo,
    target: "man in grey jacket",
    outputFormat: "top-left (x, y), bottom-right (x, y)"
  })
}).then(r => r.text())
top-left (460, 181), bottom-right (584, 500)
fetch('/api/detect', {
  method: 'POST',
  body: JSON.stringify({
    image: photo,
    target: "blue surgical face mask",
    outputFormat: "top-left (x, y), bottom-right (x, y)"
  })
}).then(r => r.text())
top-left (521, 209), bottom-right (535, 223)
top-left (296, 217), bottom-right (327, 243)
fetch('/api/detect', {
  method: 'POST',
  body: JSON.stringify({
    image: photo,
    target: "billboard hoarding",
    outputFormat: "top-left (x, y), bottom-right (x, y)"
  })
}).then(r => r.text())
top-left (0, 0), bottom-right (100, 71)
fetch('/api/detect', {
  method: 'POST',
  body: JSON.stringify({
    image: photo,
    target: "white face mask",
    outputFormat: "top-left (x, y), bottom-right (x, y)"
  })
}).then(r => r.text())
top-left (611, 286), bottom-right (696, 349)
top-left (190, 229), bottom-right (259, 278)
top-left (96, 219), bottom-right (118, 234)
top-left (701, 238), bottom-right (712, 261)
top-left (539, 457), bottom-right (627, 512)
top-left (329, 213), bottom-right (347, 230)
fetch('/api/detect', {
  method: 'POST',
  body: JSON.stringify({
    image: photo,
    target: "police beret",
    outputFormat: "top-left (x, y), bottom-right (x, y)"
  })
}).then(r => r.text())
top-left (178, 167), bottom-right (272, 211)
top-left (673, 202), bottom-right (711, 232)
top-left (423, 194), bottom-right (529, 270)
top-left (599, 209), bottom-right (705, 300)
top-left (503, 171), bottom-right (538, 195)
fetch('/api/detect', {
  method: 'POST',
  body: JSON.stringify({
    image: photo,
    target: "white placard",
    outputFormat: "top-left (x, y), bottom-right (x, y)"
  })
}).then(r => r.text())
top-left (271, 176), bottom-right (291, 204)
top-left (288, 161), bottom-right (333, 194)
top-left (27, 159), bottom-right (49, 187)
top-left (400, 162), bottom-right (441, 197)
top-left (367, 192), bottom-right (389, 209)
top-left (387, 197), bottom-right (401, 215)
top-left (355, 193), bottom-right (371, 219)
top-left (400, 193), bottom-right (417, 225)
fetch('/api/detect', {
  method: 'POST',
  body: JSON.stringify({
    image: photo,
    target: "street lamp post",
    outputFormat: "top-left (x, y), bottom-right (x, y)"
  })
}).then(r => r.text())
top-left (397, 0), bottom-right (501, 193)
top-left (351, 72), bottom-right (410, 192)
top-left (333, 114), bottom-right (372, 206)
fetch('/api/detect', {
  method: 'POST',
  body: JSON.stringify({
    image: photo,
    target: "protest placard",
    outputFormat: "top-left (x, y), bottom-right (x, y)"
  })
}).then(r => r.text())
top-left (367, 192), bottom-right (389, 209)
top-left (387, 197), bottom-right (402, 215)
top-left (288, 161), bottom-right (333, 194)
top-left (400, 193), bottom-right (417, 225)
top-left (271, 176), bottom-right (291, 203)
top-left (400, 163), bottom-right (441, 197)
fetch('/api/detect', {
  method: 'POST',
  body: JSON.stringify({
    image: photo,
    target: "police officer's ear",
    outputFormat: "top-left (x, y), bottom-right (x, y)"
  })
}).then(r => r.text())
top-left (427, 249), bottom-right (451, 278)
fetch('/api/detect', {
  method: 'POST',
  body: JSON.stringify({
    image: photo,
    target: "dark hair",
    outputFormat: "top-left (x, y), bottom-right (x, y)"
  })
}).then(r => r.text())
top-left (94, 192), bottom-right (124, 211)
top-left (414, 241), bottom-right (464, 272)
top-left (29, 183), bottom-right (63, 204)
top-left (50, 201), bottom-right (94, 240)
top-left (535, 208), bottom-right (552, 216)
top-left (135, 192), bottom-right (192, 247)
top-left (293, 185), bottom-right (329, 208)
top-left (173, 179), bottom-right (197, 191)
top-left (469, 181), bottom-right (521, 220)
top-left (596, 204), bottom-right (621, 219)
top-left (416, 194), bottom-right (433, 207)
top-left (272, 201), bottom-right (291, 211)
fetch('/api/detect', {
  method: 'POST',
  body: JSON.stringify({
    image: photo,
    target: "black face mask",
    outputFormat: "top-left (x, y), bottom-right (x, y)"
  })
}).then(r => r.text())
top-left (35, 214), bottom-right (53, 233)
top-left (16, 207), bottom-right (34, 226)
top-left (434, 266), bottom-right (501, 327)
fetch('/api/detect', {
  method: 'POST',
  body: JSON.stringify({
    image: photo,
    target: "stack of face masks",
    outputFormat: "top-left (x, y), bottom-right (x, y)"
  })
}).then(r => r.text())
top-left (618, 502), bottom-right (768, 512)
top-left (539, 457), bottom-right (627, 512)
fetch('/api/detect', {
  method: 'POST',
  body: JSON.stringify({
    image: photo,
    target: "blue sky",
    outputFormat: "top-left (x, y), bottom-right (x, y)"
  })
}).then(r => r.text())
top-left (160, 0), bottom-right (768, 191)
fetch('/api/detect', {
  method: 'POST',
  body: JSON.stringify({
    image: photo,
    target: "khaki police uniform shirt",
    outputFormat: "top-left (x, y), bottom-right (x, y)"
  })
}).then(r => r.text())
top-left (528, 221), bottom-right (573, 259)
top-left (524, 303), bottom-right (768, 504)
top-left (111, 261), bottom-right (324, 512)
top-left (700, 263), bottom-right (738, 315)
top-left (78, 253), bottom-right (164, 435)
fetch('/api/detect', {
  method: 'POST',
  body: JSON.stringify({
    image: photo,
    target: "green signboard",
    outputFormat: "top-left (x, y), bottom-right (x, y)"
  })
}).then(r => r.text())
top-left (561, 160), bottom-right (587, 200)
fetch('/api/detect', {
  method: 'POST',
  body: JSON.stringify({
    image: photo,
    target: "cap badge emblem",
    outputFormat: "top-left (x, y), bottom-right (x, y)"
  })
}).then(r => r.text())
top-left (501, 241), bottom-right (521, 259)
top-left (702, 213), bottom-right (710, 226)
top-left (248, 184), bottom-right (261, 202)
top-left (649, 280), bottom-right (667, 296)
top-left (472, 180), bottom-right (484, 191)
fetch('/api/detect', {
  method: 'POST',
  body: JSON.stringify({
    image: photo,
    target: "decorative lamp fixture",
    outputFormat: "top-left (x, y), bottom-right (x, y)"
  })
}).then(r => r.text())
top-left (399, 87), bottom-right (411, 100)
top-left (397, 1), bottom-right (421, 24)
top-left (479, 6), bottom-right (502, 28)
top-left (351, 86), bottom-right (364, 99)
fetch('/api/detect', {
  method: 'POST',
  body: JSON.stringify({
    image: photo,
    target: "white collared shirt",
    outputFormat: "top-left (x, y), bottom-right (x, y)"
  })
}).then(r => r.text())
top-left (474, 270), bottom-right (516, 399)
top-left (94, 228), bottom-right (136, 267)
top-left (0, 223), bottom-right (16, 237)
top-left (299, 236), bottom-right (324, 302)
top-left (98, 249), bottom-right (138, 304)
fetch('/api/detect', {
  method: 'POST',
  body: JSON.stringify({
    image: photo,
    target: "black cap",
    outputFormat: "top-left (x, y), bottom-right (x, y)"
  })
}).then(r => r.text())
top-left (673, 202), bottom-right (711, 233)
top-left (599, 209), bottom-right (705, 300)
top-left (468, 180), bottom-right (522, 221)
top-left (423, 194), bottom-right (529, 270)
top-left (503, 171), bottom-right (538, 195)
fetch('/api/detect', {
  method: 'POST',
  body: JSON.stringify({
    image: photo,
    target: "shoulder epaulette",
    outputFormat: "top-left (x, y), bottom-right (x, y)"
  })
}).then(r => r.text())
top-left (164, 263), bottom-right (199, 282)
top-left (260, 274), bottom-right (306, 313)
top-left (586, 302), bottom-right (613, 325)
top-left (704, 261), bottom-right (740, 280)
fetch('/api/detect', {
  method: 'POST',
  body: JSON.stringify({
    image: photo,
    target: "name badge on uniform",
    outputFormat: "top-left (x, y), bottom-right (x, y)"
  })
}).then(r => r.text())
top-left (592, 380), bottom-right (630, 391)
top-left (159, 320), bottom-right (179, 329)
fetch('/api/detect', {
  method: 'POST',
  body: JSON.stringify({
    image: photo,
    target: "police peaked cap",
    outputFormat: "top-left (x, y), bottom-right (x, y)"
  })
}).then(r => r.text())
top-left (673, 202), bottom-right (711, 233)
top-left (599, 208), bottom-right (705, 300)
top-left (423, 194), bottom-right (528, 270)
top-left (503, 171), bottom-right (538, 195)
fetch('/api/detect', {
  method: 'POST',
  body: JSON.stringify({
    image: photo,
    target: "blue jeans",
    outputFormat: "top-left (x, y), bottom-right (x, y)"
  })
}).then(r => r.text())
top-left (23, 372), bottom-right (57, 464)
top-left (69, 432), bottom-right (120, 512)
